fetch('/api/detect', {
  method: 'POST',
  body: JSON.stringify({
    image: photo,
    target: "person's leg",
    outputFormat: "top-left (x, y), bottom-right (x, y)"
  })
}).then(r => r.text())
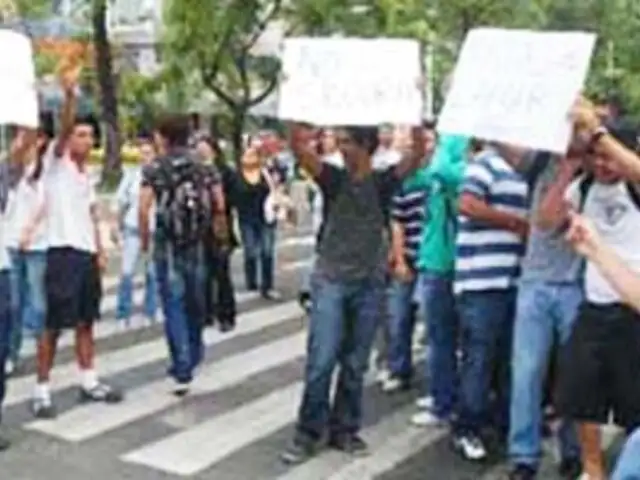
top-left (239, 221), bottom-right (259, 291)
top-left (0, 270), bottom-right (12, 449)
top-left (329, 274), bottom-right (384, 453)
top-left (384, 276), bottom-right (415, 391)
top-left (557, 304), bottom-right (609, 479)
top-left (184, 246), bottom-right (207, 372)
top-left (75, 253), bottom-right (122, 403)
top-left (508, 282), bottom-right (555, 474)
top-left (414, 270), bottom-right (457, 425)
top-left (8, 250), bottom-right (25, 369)
top-left (116, 231), bottom-right (140, 324)
top-left (155, 248), bottom-right (194, 390)
top-left (259, 224), bottom-right (277, 297)
top-left (612, 428), bottom-right (640, 480)
top-left (143, 249), bottom-right (158, 321)
top-left (492, 288), bottom-right (517, 437)
top-left (215, 252), bottom-right (237, 330)
top-left (282, 274), bottom-right (346, 464)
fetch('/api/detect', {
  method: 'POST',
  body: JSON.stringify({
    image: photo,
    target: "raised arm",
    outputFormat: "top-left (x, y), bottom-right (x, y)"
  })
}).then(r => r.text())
top-left (54, 62), bottom-right (81, 158)
top-left (535, 157), bottom-right (580, 231)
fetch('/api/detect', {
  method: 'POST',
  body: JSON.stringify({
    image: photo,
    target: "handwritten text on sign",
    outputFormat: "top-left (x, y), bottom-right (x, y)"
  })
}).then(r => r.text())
top-left (437, 28), bottom-right (596, 153)
top-left (278, 38), bottom-right (423, 126)
top-left (0, 30), bottom-right (38, 128)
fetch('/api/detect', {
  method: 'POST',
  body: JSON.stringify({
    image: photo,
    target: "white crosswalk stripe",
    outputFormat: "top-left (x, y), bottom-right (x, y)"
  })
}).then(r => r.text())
top-left (6, 231), bottom-right (625, 479)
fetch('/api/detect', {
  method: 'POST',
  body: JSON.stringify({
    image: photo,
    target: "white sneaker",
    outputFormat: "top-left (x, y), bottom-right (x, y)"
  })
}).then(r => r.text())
top-left (381, 377), bottom-right (408, 393)
top-left (411, 410), bottom-right (447, 427)
top-left (172, 380), bottom-right (191, 397)
top-left (375, 369), bottom-right (390, 384)
top-left (415, 395), bottom-right (434, 410)
top-left (452, 434), bottom-right (487, 461)
top-left (5, 360), bottom-right (14, 376)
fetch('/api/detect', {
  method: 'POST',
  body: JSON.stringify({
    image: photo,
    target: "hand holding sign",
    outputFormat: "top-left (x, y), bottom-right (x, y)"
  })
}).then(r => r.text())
top-left (57, 55), bottom-right (82, 94)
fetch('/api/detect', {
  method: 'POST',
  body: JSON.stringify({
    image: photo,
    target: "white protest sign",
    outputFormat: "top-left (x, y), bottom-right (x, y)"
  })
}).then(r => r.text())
top-left (278, 38), bottom-right (423, 126)
top-left (437, 28), bottom-right (596, 153)
top-left (0, 30), bottom-right (38, 128)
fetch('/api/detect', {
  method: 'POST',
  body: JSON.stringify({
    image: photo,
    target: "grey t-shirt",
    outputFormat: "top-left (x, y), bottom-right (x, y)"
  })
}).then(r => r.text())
top-left (520, 159), bottom-right (583, 283)
top-left (315, 164), bottom-right (396, 281)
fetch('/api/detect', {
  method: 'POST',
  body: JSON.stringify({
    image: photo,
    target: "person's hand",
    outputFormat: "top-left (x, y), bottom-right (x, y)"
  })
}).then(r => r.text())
top-left (18, 228), bottom-right (33, 251)
top-left (570, 96), bottom-right (601, 137)
top-left (58, 58), bottom-right (82, 94)
top-left (565, 212), bottom-right (603, 259)
top-left (511, 218), bottom-right (530, 240)
top-left (394, 260), bottom-right (414, 282)
top-left (96, 248), bottom-right (108, 273)
top-left (557, 155), bottom-right (582, 180)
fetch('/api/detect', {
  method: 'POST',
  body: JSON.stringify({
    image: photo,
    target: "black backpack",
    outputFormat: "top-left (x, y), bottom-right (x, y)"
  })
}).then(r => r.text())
top-left (156, 155), bottom-right (214, 249)
top-left (577, 173), bottom-right (640, 212)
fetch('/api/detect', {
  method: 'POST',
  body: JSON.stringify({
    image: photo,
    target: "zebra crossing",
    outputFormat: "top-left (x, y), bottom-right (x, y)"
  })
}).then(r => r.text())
top-left (2, 234), bottom-right (626, 479)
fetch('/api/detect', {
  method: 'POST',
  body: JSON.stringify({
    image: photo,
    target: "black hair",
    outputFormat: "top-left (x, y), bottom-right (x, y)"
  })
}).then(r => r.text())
top-left (422, 120), bottom-right (436, 130)
top-left (609, 124), bottom-right (638, 152)
top-left (28, 124), bottom-right (53, 184)
top-left (154, 114), bottom-right (191, 148)
top-left (195, 134), bottom-right (224, 163)
top-left (344, 126), bottom-right (379, 156)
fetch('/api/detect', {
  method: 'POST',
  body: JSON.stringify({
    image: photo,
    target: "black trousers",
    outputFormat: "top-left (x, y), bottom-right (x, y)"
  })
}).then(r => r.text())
top-left (206, 249), bottom-right (236, 326)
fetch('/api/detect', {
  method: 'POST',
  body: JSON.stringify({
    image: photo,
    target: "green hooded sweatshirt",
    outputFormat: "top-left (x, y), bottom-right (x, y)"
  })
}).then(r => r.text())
top-left (403, 134), bottom-right (470, 273)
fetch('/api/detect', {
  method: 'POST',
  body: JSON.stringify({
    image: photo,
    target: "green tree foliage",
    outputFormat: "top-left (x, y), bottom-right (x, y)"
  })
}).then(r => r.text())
top-left (163, 0), bottom-right (285, 161)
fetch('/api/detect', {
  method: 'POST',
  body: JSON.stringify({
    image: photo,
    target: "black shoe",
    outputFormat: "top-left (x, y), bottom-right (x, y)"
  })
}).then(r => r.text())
top-left (328, 433), bottom-right (370, 456)
top-left (298, 292), bottom-right (312, 313)
top-left (558, 457), bottom-right (582, 480)
top-left (280, 436), bottom-right (319, 465)
top-left (219, 321), bottom-right (235, 333)
top-left (79, 382), bottom-right (124, 404)
top-left (508, 464), bottom-right (536, 480)
top-left (31, 397), bottom-right (57, 419)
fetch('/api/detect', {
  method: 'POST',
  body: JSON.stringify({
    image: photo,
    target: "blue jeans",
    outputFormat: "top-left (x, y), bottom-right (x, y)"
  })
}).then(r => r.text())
top-left (455, 288), bottom-right (516, 436)
top-left (296, 271), bottom-right (385, 440)
top-left (116, 229), bottom-right (157, 320)
top-left (420, 270), bottom-right (458, 417)
top-left (508, 281), bottom-right (582, 468)
top-left (239, 220), bottom-right (276, 293)
top-left (0, 271), bottom-right (12, 416)
top-left (612, 428), bottom-right (640, 480)
top-left (9, 249), bottom-right (47, 360)
top-left (154, 242), bottom-right (207, 384)
top-left (386, 276), bottom-right (417, 380)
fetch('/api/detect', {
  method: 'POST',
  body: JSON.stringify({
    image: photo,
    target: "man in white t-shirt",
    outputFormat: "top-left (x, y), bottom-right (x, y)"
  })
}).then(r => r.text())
top-left (551, 124), bottom-right (640, 480)
top-left (32, 65), bottom-right (123, 419)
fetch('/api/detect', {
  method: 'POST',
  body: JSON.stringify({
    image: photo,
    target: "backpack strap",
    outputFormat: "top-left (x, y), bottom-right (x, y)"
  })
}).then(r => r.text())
top-left (626, 182), bottom-right (640, 211)
top-left (578, 173), bottom-right (595, 213)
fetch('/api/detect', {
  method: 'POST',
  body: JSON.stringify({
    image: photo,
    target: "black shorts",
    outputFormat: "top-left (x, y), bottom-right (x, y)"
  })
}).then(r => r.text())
top-left (45, 247), bottom-right (102, 330)
top-left (557, 302), bottom-right (640, 429)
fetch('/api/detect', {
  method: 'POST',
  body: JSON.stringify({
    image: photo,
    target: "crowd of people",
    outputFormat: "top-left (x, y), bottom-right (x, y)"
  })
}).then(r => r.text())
top-left (0, 59), bottom-right (639, 480)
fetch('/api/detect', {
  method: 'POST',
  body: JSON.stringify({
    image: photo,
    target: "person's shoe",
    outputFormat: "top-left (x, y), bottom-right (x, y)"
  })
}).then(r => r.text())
top-left (452, 433), bottom-right (487, 462)
top-left (219, 321), bottom-right (235, 333)
top-left (5, 359), bottom-right (15, 377)
top-left (298, 291), bottom-right (312, 313)
top-left (381, 375), bottom-right (411, 393)
top-left (508, 464), bottom-right (537, 480)
top-left (262, 290), bottom-right (282, 300)
top-left (280, 436), bottom-right (319, 465)
top-left (328, 433), bottom-right (370, 457)
top-left (415, 395), bottom-right (435, 410)
top-left (375, 368), bottom-right (390, 385)
top-left (411, 410), bottom-right (448, 427)
top-left (31, 397), bottom-right (57, 419)
top-left (172, 379), bottom-right (191, 397)
top-left (557, 457), bottom-right (582, 479)
top-left (79, 382), bottom-right (123, 404)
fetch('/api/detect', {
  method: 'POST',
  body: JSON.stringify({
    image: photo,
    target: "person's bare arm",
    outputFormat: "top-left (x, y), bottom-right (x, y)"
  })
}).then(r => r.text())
top-left (54, 64), bottom-right (81, 157)
top-left (535, 158), bottom-right (580, 230)
top-left (90, 203), bottom-right (107, 271)
top-left (139, 185), bottom-right (154, 252)
top-left (458, 193), bottom-right (528, 238)
top-left (392, 126), bottom-right (428, 179)
top-left (597, 135), bottom-right (640, 183)
top-left (390, 220), bottom-right (406, 266)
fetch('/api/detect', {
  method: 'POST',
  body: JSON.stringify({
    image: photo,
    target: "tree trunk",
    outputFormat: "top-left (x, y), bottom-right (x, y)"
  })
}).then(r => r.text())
top-left (92, 0), bottom-right (122, 185)
top-left (230, 107), bottom-right (246, 165)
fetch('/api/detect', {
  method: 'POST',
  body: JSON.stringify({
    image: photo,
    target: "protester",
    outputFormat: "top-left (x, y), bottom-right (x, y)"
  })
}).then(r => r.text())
top-left (544, 105), bottom-right (640, 479)
top-left (5, 127), bottom-right (47, 376)
top-left (506, 150), bottom-right (583, 480)
top-left (139, 114), bottom-right (227, 395)
top-left (452, 142), bottom-right (529, 461)
top-left (402, 133), bottom-right (469, 425)
top-left (382, 122), bottom-right (436, 393)
top-left (281, 123), bottom-right (423, 465)
top-left (233, 147), bottom-right (280, 299)
top-left (194, 134), bottom-right (239, 332)
top-left (34, 63), bottom-right (122, 418)
top-left (113, 138), bottom-right (158, 326)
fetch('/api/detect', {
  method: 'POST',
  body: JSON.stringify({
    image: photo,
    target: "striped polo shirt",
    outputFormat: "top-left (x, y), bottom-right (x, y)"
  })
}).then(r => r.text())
top-left (391, 186), bottom-right (426, 267)
top-left (454, 149), bottom-right (528, 294)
